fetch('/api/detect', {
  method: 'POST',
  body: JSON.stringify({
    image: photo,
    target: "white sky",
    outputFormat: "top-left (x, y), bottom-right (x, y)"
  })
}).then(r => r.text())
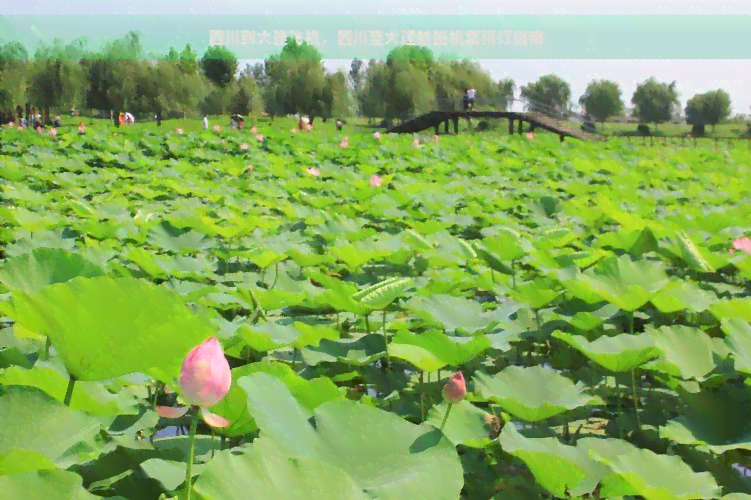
top-left (2, 0), bottom-right (750, 115)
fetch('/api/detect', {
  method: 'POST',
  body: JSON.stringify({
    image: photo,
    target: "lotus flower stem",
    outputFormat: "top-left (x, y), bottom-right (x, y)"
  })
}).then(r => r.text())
top-left (184, 409), bottom-right (200, 500)
top-left (419, 371), bottom-right (425, 421)
top-left (439, 403), bottom-right (453, 432)
top-left (617, 379), bottom-right (624, 439)
top-left (268, 262), bottom-right (279, 290)
top-left (382, 310), bottom-right (390, 371)
top-left (364, 314), bottom-right (371, 335)
top-left (44, 337), bottom-right (51, 360)
top-left (627, 310), bottom-right (641, 430)
top-left (246, 287), bottom-right (266, 322)
top-left (63, 374), bottom-right (76, 407)
top-left (221, 435), bottom-right (226, 451)
top-left (151, 383), bottom-right (158, 408)
top-left (631, 368), bottom-right (641, 430)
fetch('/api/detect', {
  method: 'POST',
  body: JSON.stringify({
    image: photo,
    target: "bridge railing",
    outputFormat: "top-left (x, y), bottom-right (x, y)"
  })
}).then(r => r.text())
top-left (438, 94), bottom-right (590, 133)
top-left (513, 97), bottom-right (589, 127)
top-left (449, 94), bottom-right (588, 127)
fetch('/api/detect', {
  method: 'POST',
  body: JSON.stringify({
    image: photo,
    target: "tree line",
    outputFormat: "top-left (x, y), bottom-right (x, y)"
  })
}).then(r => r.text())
top-left (0, 31), bottom-right (738, 129)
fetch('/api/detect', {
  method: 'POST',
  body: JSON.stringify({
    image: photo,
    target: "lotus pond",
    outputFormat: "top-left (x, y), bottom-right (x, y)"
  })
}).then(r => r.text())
top-left (1, 121), bottom-right (751, 500)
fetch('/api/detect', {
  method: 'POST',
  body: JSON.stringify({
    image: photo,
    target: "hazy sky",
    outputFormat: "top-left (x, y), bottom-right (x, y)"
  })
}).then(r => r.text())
top-left (2, 0), bottom-right (749, 114)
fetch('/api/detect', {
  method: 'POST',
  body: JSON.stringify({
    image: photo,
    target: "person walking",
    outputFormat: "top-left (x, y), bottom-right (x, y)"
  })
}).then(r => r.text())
top-left (202, 114), bottom-right (209, 130)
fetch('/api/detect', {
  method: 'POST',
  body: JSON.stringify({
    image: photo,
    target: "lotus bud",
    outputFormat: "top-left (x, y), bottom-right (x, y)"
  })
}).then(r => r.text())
top-left (731, 237), bottom-right (751, 254)
top-left (156, 337), bottom-right (231, 428)
top-left (442, 371), bottom-right (466, 404)
top-left (179, 337), bottom-right (231, 407)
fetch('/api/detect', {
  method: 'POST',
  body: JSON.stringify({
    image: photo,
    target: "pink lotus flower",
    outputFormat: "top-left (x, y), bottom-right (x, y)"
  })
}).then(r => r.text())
top-left (290, 127), bottom-right (297, 133)
top-left (251, 126), bottom-right (258, 133)
top-left (432, 134), bottom-right (440, 143)
top-left (305, 124), bottom-right (312, 132)
top-left (307, 167), bottom-right (320, 176)
top-left (78, 124), bottom-right (85, 133)
top-left (373, 131), bottom-right (381, 139)
top-left (49, 128), bottom-right (57, 137)
top-left (730, 237), bottom-right (751, 254)
top-left (177, 128), bottom-right (184, 135)
top-left (443, 371), bottom-right (466, 404)
top-left (526, 132), bottom-right (535, 139)
top-left (340, 140), bottom-right (348, 148)
top-left (213, 124), bottom-right (221, 132)
top-left (36, 126), bottom-right (42, 133)
top-left (156, 337), bottom-right (231, 428)
top-left (412, 138), bottom-right (421, 147)
top-left (256, 134), bottom-right (264, 142)
top-left (240, 143), bottom-right (249, 150)
top-left (7, 122), bottom-right (14, 129)
top-left (369, 175), bottom-right (382, 187)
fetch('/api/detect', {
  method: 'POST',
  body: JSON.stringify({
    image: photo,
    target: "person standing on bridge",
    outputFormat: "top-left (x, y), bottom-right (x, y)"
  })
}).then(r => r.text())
top-left (466, 86), bottom-right (476, 110)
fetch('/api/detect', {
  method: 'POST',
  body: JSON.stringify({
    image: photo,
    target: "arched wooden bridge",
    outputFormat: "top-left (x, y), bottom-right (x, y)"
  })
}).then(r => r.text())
top-left (386, 110), bottom-right (597, 141)
top-left (385, 98), bottom-right (599, 141)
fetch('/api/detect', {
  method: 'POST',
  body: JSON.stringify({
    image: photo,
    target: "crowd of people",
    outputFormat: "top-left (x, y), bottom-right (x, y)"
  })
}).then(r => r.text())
top-left (1, 111), bottom-right (352, 135)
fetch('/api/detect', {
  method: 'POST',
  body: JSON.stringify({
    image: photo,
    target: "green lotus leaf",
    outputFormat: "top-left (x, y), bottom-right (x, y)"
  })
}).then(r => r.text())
top-left (0, 361), bottom-right (139, 416)
top-left (426, 400), bottom-right (498, 448)
top-left (210, 361), bottom-right (344, 437)
top-left (711, 299), bottom-right (751, 323)
top-left (473, 366), bottom-right (603, 421)
top-left (8, 276), bottom-right (216, 382)
top-left (650, 280), bottom-right (716, 313)
top-left (300, 334), bottom-right (387, 366)
top-left (352, 277), bottom-right (413, 310)
top-left (722, 318), bottom-right (751, 376)
top-left (645, 325), bottom-right (724, 380)
top-left (242, 320), bottom-right (339, 352)
top-left (0, 386), bottom-right (102, 471)
top-left (0, 248), bottom-right (106, 294)
top-left (586, 439), bottom-right (721, 500)
top-left (567, 254), bottom-right (670, 311)
top-left (237, 373), bottom-right (464, 500)
top-left (388, 329), bottom-right (492, 372)
top-left (552, 331), bottom-right (660, 372)
top-left (498, 424), bottom-right (608, 498)
top-left (193, 438), bottom-right (371, 500)
top-left (659, 384), bottom-right (751, 454)
top-left (147, 220), bottom-right (211, 254)
top-left (406, 294), bottom-right (519, 334)
top-left (0, 469), bottom-right (112, 500)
